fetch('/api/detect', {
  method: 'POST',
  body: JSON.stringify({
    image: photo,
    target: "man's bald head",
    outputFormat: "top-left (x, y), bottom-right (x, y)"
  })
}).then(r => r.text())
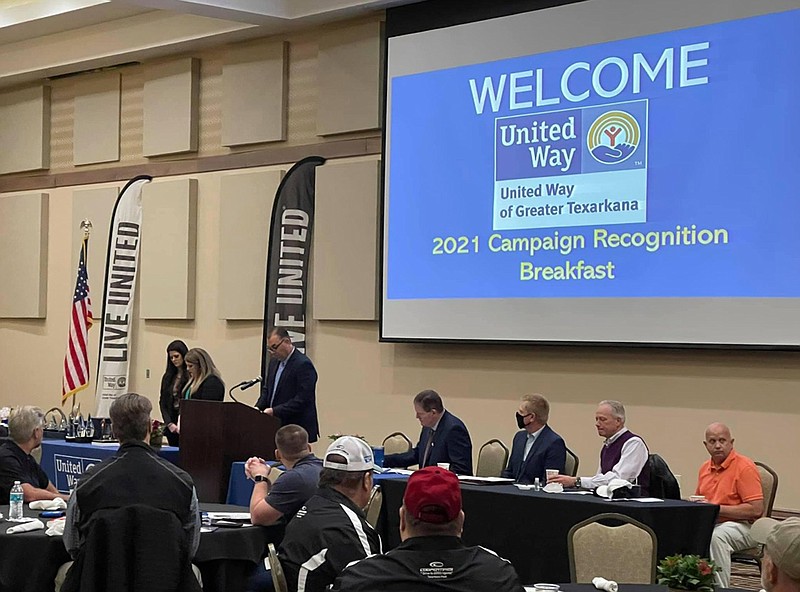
top-left (703, 422), bottom-right (735, 465)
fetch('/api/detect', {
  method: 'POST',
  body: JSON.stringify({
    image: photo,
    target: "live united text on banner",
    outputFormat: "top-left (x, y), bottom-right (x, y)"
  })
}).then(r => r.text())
top-left (94, 175), bottom-right (151, 417)
top-left (261, 156), bottom-right (325, 373)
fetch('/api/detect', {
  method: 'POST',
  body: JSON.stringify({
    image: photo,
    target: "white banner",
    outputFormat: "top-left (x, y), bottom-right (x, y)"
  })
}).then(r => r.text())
top-left (94, 176), bottom-right (151, 417)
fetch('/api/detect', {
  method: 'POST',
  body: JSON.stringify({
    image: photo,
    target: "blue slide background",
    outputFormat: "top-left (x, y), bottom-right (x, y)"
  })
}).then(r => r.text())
top-left (386, 10), bottom-right (800, 299)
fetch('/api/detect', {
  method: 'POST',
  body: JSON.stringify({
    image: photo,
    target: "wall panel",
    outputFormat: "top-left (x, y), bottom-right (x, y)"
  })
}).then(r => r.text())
top-left (313, 158), bottom-right (380, 320)
top-left (218, 170), bottom-right (283, 319)
top-left (0, 192), bottom-right (49, 317)
top-left (0, 86), bottom-right (50, 174)
top-left (140, 179), bottom-right (197, 319)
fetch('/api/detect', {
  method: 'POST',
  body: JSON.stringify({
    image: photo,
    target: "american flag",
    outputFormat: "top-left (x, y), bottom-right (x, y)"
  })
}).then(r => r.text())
top-left (62, 237), bottom-right (93, 404)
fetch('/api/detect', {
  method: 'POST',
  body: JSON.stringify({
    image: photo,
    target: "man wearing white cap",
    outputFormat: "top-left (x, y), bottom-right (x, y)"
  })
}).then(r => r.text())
top-left (752, 517), bottom-right (800, 592)
top-left (274, 436), bottom-right (381, 592)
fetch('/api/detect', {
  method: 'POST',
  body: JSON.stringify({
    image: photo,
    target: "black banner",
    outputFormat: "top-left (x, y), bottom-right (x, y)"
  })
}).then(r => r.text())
top-left (261, 156), bottom-right (326, 377)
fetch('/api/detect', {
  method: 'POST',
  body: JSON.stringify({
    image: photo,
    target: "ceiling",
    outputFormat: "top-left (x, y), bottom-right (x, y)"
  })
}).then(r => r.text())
top-left (0, 0), bottom-right (423, 87)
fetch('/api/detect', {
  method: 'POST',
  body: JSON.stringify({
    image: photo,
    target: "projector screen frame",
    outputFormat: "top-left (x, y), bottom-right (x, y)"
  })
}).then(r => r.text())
top-left (378, 0), bottom-right (800, 351)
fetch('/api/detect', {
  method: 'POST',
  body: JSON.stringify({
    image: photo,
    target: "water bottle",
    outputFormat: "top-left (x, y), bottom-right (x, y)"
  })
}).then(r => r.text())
top-left (9, 481), bottom-right (24, 521)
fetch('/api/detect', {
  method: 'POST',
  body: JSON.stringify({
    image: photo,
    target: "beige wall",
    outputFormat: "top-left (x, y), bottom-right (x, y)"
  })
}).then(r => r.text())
top-left (1, 168), bottom-right (798, 512)
top-left (0, 13), bottom-right (797, 514)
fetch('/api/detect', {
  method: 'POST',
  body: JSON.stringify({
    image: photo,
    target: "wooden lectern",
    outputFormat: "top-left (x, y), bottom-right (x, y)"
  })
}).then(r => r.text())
top-left (179, 400), bottom-right (281, 502)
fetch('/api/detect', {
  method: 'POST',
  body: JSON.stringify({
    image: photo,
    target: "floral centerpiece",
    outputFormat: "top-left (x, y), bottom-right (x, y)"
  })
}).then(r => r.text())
top-left (150, 419), bottom-right (165, 448)
top-left (657, 554), bottom-right (716, 592)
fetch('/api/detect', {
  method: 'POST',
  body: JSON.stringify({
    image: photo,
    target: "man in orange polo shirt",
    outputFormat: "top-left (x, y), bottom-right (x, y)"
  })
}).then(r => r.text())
top-left (694, 422), bottom-right (763, 588)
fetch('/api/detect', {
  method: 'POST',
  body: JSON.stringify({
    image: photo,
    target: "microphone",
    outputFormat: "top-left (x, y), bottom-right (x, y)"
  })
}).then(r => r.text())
top-left (239, 376), bottom-right (262, 391)
top-left (228, 376), bottom-right (262, 406)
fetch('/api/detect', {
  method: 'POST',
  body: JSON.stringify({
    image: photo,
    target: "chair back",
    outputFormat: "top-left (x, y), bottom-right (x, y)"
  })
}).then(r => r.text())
top-left (476, 439), bottom-right (509, 477)
top-left (756, 461), bottom-right (778, 517)
top-left (268, 543), bottom-right (289, 592)
top-left (565, 447), bottom-right (580, 477)
top-left (647, 453), bottom-right (681, 500)
top-left (61, 504), bottom-right (201, 592)
top-left (364, 485), bottom-right (383, 529)
top-left (382, 432), bottom-right (412, 456)
top-left (568, 512), bottom-right (657, 584)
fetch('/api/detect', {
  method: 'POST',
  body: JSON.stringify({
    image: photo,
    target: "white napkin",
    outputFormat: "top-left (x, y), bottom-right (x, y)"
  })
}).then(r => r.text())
top-left (45, 517), bottom-right (66, 537)
top-left (30, 498), bottom-right (67, 510)
top-left (592, 577), bottom-right (619, 592)
top-left (543, 482), bottom-right (564, 493)
top-left (595, 479), bottom-right (632, 499)
top-left (6, 519), bottom-right (45, 534)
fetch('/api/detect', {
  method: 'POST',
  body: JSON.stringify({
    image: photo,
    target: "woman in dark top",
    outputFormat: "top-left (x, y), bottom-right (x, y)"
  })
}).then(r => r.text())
top-left (183, 348), bottom-right (225, 403)
top-left (158, 340), bottom-right (189, 447)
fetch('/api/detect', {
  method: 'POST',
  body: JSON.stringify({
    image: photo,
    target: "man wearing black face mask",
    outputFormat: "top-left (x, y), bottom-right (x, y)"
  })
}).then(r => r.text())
top-left (502, 394), bottom-right (566, 484)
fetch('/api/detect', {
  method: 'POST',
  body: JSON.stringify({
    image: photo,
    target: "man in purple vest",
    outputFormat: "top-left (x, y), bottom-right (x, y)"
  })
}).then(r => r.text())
top-left (548, 400), bottom-right (650, 495)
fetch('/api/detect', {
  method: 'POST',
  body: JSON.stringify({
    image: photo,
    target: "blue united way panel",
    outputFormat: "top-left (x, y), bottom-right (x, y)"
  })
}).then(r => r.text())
top-left (493, 100), bottom-right (648, 229)
top-left (386, 10), bottom-right (800, 300)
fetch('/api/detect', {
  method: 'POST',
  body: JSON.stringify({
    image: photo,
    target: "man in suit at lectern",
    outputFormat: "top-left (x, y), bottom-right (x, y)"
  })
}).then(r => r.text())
top-left (256, 328), bottom-right (320, 443)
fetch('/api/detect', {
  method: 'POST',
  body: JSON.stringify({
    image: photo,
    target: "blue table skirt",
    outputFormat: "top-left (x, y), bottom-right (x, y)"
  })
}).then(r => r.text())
top-left (40, 440), bottom-right (180, 493)
top-left (226, 461), bottom-right (406, 505)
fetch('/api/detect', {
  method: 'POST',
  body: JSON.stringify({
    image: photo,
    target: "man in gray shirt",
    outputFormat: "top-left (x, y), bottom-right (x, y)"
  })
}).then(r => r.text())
top-left (245, 424), bottom-right (323, 525)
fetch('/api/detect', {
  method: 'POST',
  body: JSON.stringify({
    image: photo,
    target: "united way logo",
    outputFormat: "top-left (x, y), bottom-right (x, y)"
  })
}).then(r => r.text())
top-left (587, 110), bottom-right (640, 165)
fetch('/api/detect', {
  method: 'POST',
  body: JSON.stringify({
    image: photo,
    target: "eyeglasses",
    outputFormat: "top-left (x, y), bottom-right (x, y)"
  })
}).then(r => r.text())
top-left (268, 337), bottom-right (287, 352)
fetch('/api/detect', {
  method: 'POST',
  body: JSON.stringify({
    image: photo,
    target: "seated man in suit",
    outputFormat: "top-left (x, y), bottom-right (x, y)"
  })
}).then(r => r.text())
top-left (383, 390), bottom-right (473, 475)
top-left (0, 406), bottom-right (67, 504)
top-left (502, 393), bottom-right (566, 484)
top-left (332, 466), bottom-right (524, 592)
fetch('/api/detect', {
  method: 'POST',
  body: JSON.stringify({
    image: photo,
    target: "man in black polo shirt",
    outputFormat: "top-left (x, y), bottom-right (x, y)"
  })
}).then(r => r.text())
top-left (276, 436), bottom-right (381, 592)
top-left (245, 424), bottom-right (323, 525)
top-left (0, 406), bottom-right (65, 504)
top-left (332, 466), bottom-right (524, 592)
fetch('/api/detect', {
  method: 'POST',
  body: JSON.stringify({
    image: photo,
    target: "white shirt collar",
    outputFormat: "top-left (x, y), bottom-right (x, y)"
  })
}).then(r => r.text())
top-left (605, 426), bottom-right (629, 445)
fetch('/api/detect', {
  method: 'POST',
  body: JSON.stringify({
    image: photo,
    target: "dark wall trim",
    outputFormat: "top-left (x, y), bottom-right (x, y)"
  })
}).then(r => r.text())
top-left (0, 135), bottom-right (382, 192)
top-left (386, 0), bottom-right (587, 38)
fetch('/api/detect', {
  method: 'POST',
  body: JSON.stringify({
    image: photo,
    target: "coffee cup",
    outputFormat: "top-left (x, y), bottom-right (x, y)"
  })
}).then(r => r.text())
top-left (689, 495), bottom-right (706, 502)
top-left (545, 469), bottom-right (559, 480)
top-left (437, 463), bottom-right (451, 471)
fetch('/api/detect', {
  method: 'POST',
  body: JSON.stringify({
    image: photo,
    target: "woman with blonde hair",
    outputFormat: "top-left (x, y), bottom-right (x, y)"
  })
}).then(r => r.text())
top-left (183, 348), bottom-right (225, 402)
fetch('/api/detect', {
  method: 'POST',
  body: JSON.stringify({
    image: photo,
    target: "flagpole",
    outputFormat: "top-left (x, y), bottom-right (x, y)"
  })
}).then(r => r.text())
top-left (72, 220), bottom-right (92, 410)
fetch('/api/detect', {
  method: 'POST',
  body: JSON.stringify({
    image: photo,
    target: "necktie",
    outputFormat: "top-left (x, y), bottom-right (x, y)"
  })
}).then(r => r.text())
top-left (523, 433), bottom-right (537, 461)
top-left (270, 361), bottom-right (286, 406)
top-left (421, 430), bottom-right (435, 467)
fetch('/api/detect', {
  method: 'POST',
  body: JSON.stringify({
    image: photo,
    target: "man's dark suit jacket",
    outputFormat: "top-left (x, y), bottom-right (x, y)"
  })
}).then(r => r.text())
top-left (256, 348), bottom-right (319, 443)
top-left (502, 424), bottom-right (566, 484)
top-left (383, 410), bottom-right (473, 475)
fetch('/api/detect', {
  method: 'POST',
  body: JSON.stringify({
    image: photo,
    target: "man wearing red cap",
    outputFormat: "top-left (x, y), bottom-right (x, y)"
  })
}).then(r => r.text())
top-left (332, 467), bottom-right (524, 592)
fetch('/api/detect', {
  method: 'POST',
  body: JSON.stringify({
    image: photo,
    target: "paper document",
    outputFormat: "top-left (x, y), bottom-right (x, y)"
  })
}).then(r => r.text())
top-left (458, 476), bottom-right (514, 484)
top-left (206, 512), bottom-right (251, 520)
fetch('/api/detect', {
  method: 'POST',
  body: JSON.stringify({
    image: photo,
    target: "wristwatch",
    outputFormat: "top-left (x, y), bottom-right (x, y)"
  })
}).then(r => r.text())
top-left (575, 477), bottom-right (582, 488)
top-left (254, 474), bottom-right (270, 484)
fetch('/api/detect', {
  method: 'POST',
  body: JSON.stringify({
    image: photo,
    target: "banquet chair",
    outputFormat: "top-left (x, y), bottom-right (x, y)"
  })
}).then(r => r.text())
top-left (268, 543), bottom-right (288, 592)
top-left (731, 461), bottom-right (779, 569)
top-left (365, 485), bottom-right (383, 529)
top-left (648, 453), bottom-right (681, 499)
top-left (382, 432), bottom-right (412, 456)
top-left (564, 447), bottom-right (580, 477)
top-left (60, 504), bottom-right (202, 592)
top-left (568, 512), bottom-right (657, 584)
top-left (476, 439), bottom-right (509, 477)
